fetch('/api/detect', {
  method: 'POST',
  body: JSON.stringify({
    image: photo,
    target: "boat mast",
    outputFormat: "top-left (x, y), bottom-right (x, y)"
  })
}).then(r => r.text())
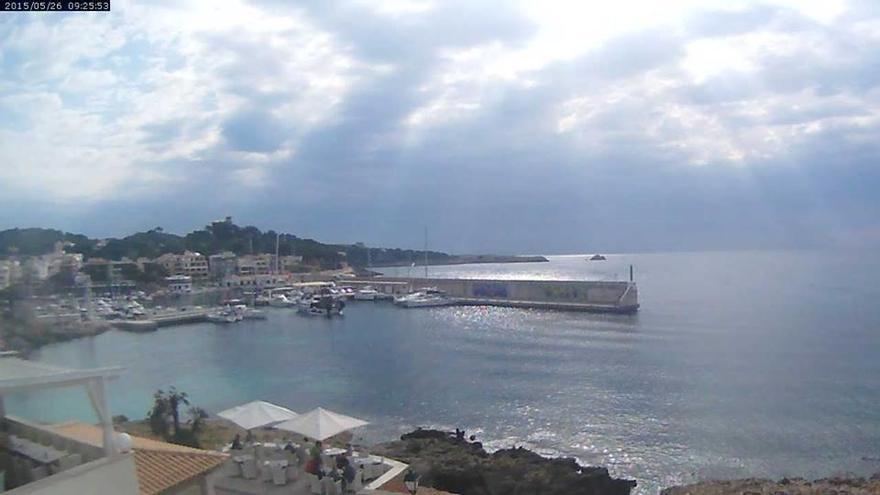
top-left (424, 226), bottom-right (428, 278)
top-left (274, 232), bottom-right (280, 274)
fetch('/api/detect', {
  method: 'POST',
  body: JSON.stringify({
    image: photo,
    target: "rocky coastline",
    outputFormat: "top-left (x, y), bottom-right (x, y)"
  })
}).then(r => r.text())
top-left (662, 474), bottom-right (880, 495)
top-left (372, 428), bottom-right (637, 495)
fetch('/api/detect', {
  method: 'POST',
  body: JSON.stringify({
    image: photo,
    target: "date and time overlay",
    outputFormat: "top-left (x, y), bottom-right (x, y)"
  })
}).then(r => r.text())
top-left (2, 0), bottom-right (109, 11)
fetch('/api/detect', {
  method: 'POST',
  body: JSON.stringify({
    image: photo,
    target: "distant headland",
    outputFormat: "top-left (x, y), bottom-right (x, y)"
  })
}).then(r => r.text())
top-left (0, 216), bottom-right (544, 271)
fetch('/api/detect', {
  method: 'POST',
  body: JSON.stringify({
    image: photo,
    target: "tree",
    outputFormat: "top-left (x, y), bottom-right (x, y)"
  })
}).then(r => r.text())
top-left (189, 407), bottom-right (208, 436)
top-left (147, 389), bottom-right (170, 437)
top-left (166, 387), bottom-right (189, 437)
top-left (146, 387), bottom-right (205, 447)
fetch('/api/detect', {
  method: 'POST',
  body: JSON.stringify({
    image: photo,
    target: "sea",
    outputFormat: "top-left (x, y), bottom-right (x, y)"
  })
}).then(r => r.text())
top-left (7, 251), bottom-right (880, 493)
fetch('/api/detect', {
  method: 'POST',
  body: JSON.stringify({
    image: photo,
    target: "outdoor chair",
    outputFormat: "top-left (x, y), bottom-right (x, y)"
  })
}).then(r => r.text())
top-left (306, 473), bottom-right (321, 494)
top-left (271, 464), bottom-right (286, 486)
top-left (322, 477), bottom-right (341, 495)
top-left (241, 459), bottom-right (258, 479)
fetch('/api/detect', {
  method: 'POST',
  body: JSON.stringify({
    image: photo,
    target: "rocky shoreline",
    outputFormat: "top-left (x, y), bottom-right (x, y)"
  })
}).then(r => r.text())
top-left (662, 475), bottom-right (880, 495)
top-left (372, 428), bottom-right (636, 495)
top-left (371, 429), bottom-right (880, 495)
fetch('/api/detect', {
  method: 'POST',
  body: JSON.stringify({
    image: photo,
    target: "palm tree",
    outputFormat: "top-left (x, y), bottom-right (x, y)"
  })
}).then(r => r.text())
top-left (166, 387), bottom-right (189, 436)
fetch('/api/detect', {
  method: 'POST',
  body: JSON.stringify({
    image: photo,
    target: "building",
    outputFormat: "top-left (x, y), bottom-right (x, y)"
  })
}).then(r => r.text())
top-left (208, 252), bottom-right (237, 281)
top-left (0, 354), bottom-right (227, 495)
top-left (165, 275), bottom-right (193, 293)
top-left (279, 255), bottom-right (304, 273)
top-left (0, 354), bottom-right (140, 495)
top-left (0, 260), bottom-right (21, 290)
top-left (236, 254), bottom-right (275, 276)
top-left (49, 423), bottom-right (227, 495)
top-left (155, 252), bottom-right (209, 281)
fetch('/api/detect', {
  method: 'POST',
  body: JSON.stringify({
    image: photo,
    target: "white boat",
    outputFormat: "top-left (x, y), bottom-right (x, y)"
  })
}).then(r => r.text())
top-left (268, 294), bottom-right (297, 307)
top-left (354, 287), bottom-right (381, 301)
top-left (206, 312), bottom-right (238, 324)
top-left (395, 288), bottom-right (456, 308)
top-left (297, 293), bottom-right (345, 316)
top-left (235, 305), bottom-right (267, 320)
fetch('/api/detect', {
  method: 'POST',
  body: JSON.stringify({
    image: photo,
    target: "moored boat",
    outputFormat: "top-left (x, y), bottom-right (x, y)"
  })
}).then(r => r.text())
top-left (395, 288), bottom-right (456, 308)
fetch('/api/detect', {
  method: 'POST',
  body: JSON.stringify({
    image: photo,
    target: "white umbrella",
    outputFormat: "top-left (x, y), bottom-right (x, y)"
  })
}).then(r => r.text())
top-left (217, 400), bottom-right (298, 430)
top-left (274, 407), bottom-right (368, 441)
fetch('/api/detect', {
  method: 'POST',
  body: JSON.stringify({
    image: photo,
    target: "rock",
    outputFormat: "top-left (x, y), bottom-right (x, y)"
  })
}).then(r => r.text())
top-left (661, 474), bottom-right (880, 495)
top-left (373, 429), bottom-right (636, 495)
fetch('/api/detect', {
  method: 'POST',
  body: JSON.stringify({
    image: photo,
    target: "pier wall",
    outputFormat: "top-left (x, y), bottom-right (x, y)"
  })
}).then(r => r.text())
top-left (356, 278), bottom-right (639, 313)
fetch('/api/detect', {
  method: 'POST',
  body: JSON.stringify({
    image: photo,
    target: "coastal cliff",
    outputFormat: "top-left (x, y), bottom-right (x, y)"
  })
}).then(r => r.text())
top-left (372, 429), bottom-right (636, 495)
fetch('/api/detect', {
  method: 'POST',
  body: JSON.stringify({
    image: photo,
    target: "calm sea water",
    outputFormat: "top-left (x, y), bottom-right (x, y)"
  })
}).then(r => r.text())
top-left (8, 251), bottom-right (880, 493)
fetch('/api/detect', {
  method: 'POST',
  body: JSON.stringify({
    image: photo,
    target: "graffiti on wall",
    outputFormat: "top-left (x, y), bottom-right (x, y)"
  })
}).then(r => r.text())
top-left (473, 282), bottom-right (509, 298)
top-left (542, 285), bottom-right (581, 301)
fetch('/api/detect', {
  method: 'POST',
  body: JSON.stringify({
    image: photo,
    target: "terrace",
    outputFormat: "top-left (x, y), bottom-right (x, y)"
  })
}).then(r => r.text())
top-left (0, 352), bottom-right (138, 494)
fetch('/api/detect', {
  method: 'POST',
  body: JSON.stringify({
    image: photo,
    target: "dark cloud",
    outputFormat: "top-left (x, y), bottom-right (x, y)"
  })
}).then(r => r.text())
top-left (221, 109), bottom-right (290, 153)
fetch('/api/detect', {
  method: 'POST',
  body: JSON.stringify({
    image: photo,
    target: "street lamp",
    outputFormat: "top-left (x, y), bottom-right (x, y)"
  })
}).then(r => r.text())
top-left (404, 469), bottom-right (420, 495)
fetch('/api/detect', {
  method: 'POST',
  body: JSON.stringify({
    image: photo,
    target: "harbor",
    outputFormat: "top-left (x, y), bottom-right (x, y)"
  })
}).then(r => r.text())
top-left (346, 277), bottom-right (639, 313)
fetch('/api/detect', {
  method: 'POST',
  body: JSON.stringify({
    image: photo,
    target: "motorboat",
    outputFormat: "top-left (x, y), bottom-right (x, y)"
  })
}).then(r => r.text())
top-left (297, 292), bottom-right (345, 316)
top-left (268, 294), bottom-right (298, 308)
top-left (395, 288), bottom-right (456, 308)
top-left (336, 286), bottom-right (356, 300)
top-left (206, 311), bottom-right (238, 324)
top-left (235, 304), bottom-right (267, 320)
top-left (354, 287), bottom-right (382, 301)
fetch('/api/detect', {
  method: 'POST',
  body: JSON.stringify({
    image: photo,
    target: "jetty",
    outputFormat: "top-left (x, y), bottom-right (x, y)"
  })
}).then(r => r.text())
top-left (346, 277), bottom-right (639, 313)
top-left (112, 308), bottom-right (208, 332)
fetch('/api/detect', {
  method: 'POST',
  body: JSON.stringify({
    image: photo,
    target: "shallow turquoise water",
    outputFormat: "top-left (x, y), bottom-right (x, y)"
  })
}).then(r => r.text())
top-left (8, 251), bottom-right (880, 493)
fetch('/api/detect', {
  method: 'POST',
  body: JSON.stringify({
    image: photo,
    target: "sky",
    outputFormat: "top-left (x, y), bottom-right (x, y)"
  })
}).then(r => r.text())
top-left (1, 0), bottom-right (879, 254)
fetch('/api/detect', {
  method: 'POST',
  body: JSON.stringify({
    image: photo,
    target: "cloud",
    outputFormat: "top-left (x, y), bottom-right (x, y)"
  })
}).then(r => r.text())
top-left (1, 0), bottom-right (879, 251)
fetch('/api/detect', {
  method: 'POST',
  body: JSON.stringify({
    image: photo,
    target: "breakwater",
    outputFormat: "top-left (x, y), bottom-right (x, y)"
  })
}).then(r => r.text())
top-left (351, 277), bottom-right (639, 312)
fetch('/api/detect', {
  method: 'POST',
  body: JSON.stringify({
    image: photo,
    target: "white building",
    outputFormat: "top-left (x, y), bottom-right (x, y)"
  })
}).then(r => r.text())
top-left (165, 275), bottom-right (193, 293)
top-left (156, 252), bottom-right (209, 281)
top-left (0, 260), bottom-right (20, 290)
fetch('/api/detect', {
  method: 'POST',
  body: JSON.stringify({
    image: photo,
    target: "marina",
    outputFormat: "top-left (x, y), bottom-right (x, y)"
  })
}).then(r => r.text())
top-left (6, 251), bottom-right (880, 494)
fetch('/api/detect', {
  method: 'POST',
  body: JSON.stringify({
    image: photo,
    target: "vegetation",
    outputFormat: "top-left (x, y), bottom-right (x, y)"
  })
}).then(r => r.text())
top-left (0, 218), bottom-right (451, 269)
top-left (146, 387), bottom-right (207, 448)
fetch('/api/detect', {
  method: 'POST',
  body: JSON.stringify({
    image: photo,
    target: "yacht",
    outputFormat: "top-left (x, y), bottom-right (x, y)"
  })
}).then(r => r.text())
top-left (354, 287), bottom-right (382, 301)
top-left (297, 292), bottom-right (345, 316)
top-left (234, 304), bottom-right (267, 320)
top-left (268, 293), bottom-right (297, 308)
top-left (206, 310), bottom-right (238, 324)
top-left (395, 288), bottom-right (456, 308)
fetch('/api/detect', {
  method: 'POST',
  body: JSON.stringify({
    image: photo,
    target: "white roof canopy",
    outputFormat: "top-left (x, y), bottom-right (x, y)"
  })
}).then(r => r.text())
top-left (0, 356), bottom-right (123, 394)
top-left (217, 400), bottom-right (298, 430)
top-left (274, 407), bottom-right (368, 441)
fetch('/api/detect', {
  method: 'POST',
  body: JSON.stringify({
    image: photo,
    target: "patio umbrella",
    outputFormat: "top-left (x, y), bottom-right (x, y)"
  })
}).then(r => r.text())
top-left (274, 407), bottom-right (368, 441)
top-left (217, 400), bottom-right (298, 430)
